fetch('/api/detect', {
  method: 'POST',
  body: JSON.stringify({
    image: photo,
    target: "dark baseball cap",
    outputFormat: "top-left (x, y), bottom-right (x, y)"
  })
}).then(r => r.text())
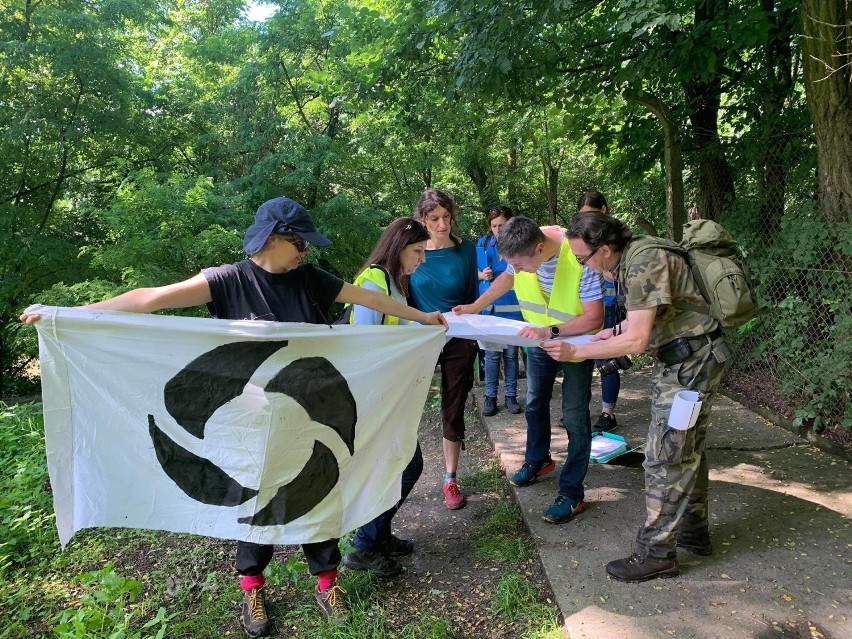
top-left (242, 197), bottom-right (332, 255)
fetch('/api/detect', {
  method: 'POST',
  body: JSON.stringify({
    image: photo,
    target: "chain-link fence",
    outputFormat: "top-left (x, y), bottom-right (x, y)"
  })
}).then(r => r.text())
top-left (716, 130), bottom-right (852, 435)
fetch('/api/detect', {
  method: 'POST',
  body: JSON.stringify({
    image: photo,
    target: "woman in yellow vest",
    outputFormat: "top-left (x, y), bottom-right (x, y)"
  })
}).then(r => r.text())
top-left (341, 217), bottom-right (431, 577)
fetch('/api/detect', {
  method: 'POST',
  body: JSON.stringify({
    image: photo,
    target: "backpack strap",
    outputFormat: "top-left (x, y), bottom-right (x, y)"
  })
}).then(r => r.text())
top-left (622, 236), bottom-right (712, 317)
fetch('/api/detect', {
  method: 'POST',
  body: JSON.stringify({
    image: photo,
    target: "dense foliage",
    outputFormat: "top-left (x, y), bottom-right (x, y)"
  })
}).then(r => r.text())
top-left (1, 0), bottom-right (849, 429)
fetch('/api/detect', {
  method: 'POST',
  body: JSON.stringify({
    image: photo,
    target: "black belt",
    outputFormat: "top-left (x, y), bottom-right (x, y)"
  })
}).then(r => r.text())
top-left (658, 327), bottom-right (723, 366)
top-left (685, 327), bottom-right (723, 352)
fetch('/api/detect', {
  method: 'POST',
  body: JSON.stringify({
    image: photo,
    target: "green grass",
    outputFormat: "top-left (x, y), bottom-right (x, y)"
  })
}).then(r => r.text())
top-left (460, 457), bottom-right (504, 495)
top-left (492, 572), bottom-right (561, 637)
top-left (472, 500), bottom-right (533, 564)
top-left (0, 401), bottom-right (557, 638)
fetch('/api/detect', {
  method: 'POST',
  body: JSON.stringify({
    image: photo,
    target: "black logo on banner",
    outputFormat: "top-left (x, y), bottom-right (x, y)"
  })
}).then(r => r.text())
top-left (147, 341), bottom-right (357, 526)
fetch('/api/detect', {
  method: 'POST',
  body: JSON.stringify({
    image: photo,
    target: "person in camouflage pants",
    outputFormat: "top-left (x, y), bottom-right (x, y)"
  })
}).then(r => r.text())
top-left (541, 211), bottom-right (730, 582)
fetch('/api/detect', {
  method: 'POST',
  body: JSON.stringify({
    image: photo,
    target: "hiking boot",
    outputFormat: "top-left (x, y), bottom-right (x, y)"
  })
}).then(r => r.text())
top-left (505, 396), bottom-right (522, 414)
top-left (510, 458), bottom-right (556, 487)
top-left (677, 536), bottom-right (713, 556)
top-left (442, 479), bottom-right (466, 510)
top-left (482, 395), bottom-right (498, 417)
top-left (241, 587), bottom-right (270, 637)
top-left (380, 534), bottom-right (414, 558)
top-left (542, 495), bottom-right (585, 524)
top-left (315, 585), bottom-right (348, 624)
top-left (595, 412), bottom-right (618, 432)
top-left (606, 552), bottom-right (679, 582)
top-left (342, 549), bottom-right (402, 577)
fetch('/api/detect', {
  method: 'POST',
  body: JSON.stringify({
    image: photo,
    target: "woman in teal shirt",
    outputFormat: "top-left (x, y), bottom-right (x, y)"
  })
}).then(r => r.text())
top-left (409, 189), bottom-right (478, 511)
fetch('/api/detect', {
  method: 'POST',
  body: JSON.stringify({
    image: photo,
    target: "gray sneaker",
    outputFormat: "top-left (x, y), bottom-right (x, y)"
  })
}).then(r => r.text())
top-left (241, 587), bottom-right (270, 637)
top-left (482, 395), bottom-right (498, 416)
top-left (315, 585), bottom-right (348, 624)
top-left (505, 396), bottom-right (522, 414)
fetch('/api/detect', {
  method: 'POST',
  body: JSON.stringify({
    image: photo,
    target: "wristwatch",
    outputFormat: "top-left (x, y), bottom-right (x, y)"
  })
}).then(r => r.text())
top-left (550, 325), bottom-right (560, 338)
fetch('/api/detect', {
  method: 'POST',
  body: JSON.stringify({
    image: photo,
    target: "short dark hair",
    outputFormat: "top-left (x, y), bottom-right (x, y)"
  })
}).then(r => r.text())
top-left (567, 211), bottom-right (632, 252)
top-left (495, 216), bottom-right (545, 258)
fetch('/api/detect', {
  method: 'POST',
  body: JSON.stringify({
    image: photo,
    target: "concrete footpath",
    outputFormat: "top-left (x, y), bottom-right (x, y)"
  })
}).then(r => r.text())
top-left (474, 368), bottom-right (851, 639)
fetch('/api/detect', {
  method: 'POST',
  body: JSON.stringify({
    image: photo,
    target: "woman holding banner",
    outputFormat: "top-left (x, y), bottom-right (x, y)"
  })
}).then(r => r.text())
top-left (21, 198), bottom-right (446, 638)
top-left (341, 217), bottom-right (430, 577)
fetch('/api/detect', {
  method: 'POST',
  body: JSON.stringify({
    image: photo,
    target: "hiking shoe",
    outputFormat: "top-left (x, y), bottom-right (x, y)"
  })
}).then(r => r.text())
top-left (510, 458), bottom-right (556, 487)
top-left (677, 536), bottom-right (713, 556)
top-left (343, 549), bottom-right (402, 577)
top-left (542, 495), bottom-right (585, 524)
top-left (505, 396), bottom-right (522, 414)
top-left (443, 479), bottom-right (466, 510)
top-left (241, 587), bottom-right (270, 637)
top-left (606, 552), bottom-right (679, 582)
top-left (315, 585), bottom-right (348, 624)
top-left (482, 395), bottom-right (498, 417)
top-left (380, 534), bottom-right (414, 558)
top-left (595, 412), bottom-right (618, 432)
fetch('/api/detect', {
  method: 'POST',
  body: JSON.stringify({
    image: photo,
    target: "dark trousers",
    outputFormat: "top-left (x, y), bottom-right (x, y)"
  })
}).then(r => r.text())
top-left (236, 538), bottom-right (340, 577)
top-left (439, 338), bottom-right (478, 442)
top-left (353, 442), bottom-right (423, 551)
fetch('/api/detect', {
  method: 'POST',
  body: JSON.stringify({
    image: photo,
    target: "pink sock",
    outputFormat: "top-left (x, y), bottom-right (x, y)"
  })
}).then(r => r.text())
top-left (316, 569), bottom-right (338, 592)
top-left (240, 574), bottom-right (266, 592)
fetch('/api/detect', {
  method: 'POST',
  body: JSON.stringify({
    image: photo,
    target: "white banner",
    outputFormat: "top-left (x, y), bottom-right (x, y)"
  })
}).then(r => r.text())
top-left (30, 305), bottom-right (446, 547)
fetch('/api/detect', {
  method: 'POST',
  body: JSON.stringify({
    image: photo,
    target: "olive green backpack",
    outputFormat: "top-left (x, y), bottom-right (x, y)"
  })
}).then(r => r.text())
top-left (624, 219), bottom-right (757, 328)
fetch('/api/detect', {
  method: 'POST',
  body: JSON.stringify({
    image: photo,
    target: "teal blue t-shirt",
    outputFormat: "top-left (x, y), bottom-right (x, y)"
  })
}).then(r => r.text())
top-left (409, 239), bottom-right (478, 313)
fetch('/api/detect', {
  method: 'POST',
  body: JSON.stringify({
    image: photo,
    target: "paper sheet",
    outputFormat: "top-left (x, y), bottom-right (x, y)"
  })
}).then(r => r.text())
top-left (667, 390), bottom-right (702, 430)
top-left (445, 313), bottom-right (594, 348)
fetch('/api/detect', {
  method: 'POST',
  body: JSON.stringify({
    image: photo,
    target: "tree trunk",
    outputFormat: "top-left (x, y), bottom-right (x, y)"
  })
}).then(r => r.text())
top-left (506, 144), bottom-right (519, 209)
top-left (632, 90), bottom-right (686, 241)
top-left (682, 0), bottom-right (736, 220)
top-left (801, 0), bottom-right (852, 222)
top-left (540, 150), bottom-right (559, 226)
top-left (466, 162), bottom-right (495, 210)
top-left (683, 76), bottom-right (736, 220)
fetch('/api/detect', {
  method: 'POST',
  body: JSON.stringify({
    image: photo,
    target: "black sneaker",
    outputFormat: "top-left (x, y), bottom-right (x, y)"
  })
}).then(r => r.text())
top-left (380, 534), bottom-right (414, 558)
top-left (241, 587), bottom-right (270, 637)
top-left (342, 549), bottom-right (402, 577)
top-left (315, 585), bottom-right (348, 624)
top-left (505, 396), bottom-right (522, 414)
top-left (605, 552), bottom-right (679, 582)
top-left (595, 412), bottom-right (618, 432)
top-left (482, 395), bottom-right (498, 417)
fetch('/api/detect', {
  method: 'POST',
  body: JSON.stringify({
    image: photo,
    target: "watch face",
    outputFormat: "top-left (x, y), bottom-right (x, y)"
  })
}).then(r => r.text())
top-left (550, 326), bottom-right (559, 338)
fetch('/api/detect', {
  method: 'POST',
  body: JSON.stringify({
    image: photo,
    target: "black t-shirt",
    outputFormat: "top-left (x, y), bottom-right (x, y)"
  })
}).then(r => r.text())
top-left (203, 260), bottom-right (344, 324)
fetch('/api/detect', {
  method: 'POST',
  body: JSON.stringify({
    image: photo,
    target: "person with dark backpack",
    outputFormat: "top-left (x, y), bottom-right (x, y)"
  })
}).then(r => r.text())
top-left (540, 211), bottom-right (738, 583)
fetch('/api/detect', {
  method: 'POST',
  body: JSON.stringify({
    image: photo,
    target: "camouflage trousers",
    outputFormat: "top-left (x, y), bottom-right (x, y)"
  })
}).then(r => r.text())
top-left (635, 337), bottom-right (727, 560)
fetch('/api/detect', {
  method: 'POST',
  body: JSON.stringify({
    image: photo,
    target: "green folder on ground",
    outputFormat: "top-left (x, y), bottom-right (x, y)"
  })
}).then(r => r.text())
top-left (589, 431), bottom-right (640, 464)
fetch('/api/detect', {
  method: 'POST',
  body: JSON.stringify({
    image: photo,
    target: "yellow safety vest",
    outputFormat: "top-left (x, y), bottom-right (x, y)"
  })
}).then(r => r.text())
top-left (349, 265), bottom-right (400, 326)
top-left (513, 239), bottom-right (584, 326)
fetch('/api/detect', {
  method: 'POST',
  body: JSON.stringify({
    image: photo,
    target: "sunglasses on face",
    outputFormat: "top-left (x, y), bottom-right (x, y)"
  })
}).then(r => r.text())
top-left (276, 233), bottom-right (309, 253)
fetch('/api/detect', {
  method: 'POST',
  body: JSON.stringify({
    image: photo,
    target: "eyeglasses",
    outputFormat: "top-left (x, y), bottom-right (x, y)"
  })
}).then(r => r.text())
top-left (576, 247), bottom-right (598, 266)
